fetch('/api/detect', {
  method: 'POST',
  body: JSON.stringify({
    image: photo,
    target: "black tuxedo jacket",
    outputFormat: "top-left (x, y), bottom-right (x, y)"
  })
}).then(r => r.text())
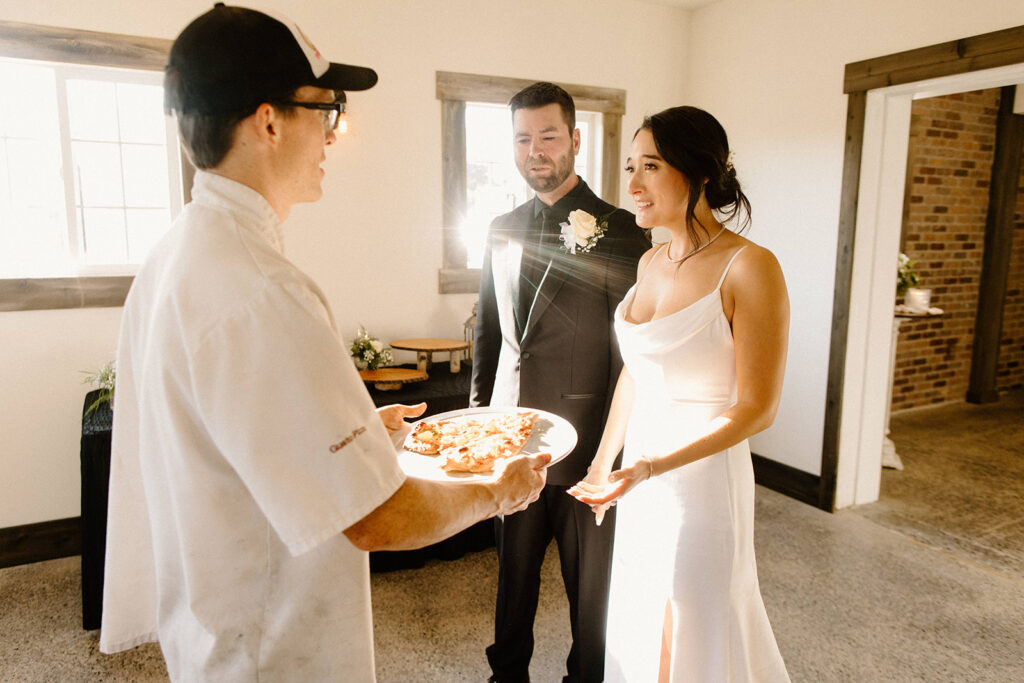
top-left (470, 180), bottom-right (649, 485)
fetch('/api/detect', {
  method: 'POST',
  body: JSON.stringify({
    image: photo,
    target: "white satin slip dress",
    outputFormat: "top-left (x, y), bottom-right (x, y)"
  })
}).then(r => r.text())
top-left (604, 246), bottom-right (789, 683)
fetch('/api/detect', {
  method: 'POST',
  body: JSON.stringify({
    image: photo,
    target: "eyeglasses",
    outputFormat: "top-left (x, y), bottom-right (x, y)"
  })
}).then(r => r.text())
top-left (275, 100), bottom-right (346, 132)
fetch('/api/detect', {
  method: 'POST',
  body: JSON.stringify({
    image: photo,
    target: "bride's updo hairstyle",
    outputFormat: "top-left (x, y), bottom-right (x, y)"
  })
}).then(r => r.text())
top-left (638, 106), bottom-right (751, 245)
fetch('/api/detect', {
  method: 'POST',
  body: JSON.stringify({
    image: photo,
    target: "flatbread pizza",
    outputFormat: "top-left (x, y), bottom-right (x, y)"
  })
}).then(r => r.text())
top-left (404, 411), bottom-right (539, 474)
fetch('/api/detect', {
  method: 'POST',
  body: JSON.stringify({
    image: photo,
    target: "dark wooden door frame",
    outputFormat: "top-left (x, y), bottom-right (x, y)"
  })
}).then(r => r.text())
top-left (967, 85), bottom-right (1024, 404)
top-left (820, 26), bottom-right (1024, 511)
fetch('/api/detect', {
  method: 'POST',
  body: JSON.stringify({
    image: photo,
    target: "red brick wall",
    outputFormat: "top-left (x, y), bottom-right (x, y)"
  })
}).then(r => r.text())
top-left (892, 88), bottom-right (1024, 411)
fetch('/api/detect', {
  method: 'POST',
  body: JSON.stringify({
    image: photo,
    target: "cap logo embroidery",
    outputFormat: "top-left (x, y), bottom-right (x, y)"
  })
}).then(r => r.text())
top-left (295, 25), bottom-right (320, 58)
top-left (264, 8), bottom-right (329, 76)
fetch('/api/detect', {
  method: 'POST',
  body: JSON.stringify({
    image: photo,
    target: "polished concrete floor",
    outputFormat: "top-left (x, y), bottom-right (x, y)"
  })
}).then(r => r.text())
top-left (854, 391), bottom-right (1024, 582)
top-left (1, 394), bottom-right (1022, 681)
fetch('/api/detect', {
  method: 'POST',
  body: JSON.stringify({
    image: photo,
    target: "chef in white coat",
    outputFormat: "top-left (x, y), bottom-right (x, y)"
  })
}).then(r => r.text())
top-left (99, 5), bottom-right (548, 681)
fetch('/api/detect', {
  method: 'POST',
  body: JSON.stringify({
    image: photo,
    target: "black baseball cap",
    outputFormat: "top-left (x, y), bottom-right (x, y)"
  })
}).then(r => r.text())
top-left (165, 3), bottom-right (378, 116)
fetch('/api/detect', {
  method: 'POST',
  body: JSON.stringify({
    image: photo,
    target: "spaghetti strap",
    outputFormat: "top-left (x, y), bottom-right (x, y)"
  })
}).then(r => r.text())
top-left (715, 246), bottom-right (748, 289)
top-left (649, 243), bottom-right (669, 267)
top-left (637, 243), bottom-right (669, 286)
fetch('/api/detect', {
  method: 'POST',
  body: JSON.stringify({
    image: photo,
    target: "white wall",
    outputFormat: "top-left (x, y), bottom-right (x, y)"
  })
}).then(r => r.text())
top-left (685, 0), bottom-right (1024, 478)
top-left (0, 0), bottom-right (690, 527)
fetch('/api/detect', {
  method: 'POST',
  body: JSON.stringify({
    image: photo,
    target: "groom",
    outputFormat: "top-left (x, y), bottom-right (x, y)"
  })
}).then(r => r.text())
top-left (471, 82), bottom-right (649, 682)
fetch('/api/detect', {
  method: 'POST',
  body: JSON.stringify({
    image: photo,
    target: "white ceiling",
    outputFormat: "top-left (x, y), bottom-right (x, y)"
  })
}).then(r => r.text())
top-left (640, 0), bottom-right (721, 9)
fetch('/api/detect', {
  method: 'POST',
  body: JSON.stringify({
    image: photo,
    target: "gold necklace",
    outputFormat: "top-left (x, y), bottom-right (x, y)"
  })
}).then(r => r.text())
top-left (665, 226), bottom-right (726, 264)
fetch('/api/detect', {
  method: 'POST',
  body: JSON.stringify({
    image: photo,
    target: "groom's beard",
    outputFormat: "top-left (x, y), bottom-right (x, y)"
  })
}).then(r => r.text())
top-left (522, 151), bottom-right (575, 194)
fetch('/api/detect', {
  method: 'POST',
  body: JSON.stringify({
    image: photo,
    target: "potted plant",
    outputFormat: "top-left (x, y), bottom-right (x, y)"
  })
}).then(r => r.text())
top-left (897, 253), bottom-right (931, 312)
top-left (350, 327), bottom-right (393, 370)
top-left (896, 253), bottom-right (919, 298)
top-left (82, 360), bottom-right (116, 420)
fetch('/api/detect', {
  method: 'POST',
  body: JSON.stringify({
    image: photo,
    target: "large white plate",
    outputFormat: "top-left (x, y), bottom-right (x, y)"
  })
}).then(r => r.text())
top-left (398, 406), bottom-right (578, 483)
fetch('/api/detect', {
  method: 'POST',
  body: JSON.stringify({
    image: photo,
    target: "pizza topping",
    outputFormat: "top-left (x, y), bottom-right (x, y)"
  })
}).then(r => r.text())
top-left (403, 411), bottom-right (538, 473)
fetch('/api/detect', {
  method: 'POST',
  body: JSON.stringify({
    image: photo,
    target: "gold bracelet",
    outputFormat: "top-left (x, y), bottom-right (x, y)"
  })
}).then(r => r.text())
top-left (641, 456), bottom-right (655, 480)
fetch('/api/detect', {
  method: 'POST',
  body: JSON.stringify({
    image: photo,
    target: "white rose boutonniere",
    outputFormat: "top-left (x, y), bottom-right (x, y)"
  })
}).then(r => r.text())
top-left (558, 209), bottom-right (608, 254)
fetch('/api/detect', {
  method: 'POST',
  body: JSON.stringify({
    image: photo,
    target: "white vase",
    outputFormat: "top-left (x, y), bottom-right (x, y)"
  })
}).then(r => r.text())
top-left (905, 287), bottom-right (931, 313)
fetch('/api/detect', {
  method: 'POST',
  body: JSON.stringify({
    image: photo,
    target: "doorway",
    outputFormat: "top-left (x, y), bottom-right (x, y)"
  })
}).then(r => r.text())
top-left (891, 87), bottom-right (1023, 414)
top-left (822, 26), bottom-right (1024, 510)
top-left (854, 85), bottom-right (1024, 574)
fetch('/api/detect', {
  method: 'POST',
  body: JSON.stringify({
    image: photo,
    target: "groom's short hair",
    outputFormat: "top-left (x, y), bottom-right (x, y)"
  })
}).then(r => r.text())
top-left (509, 81), bottom-right (576, 131)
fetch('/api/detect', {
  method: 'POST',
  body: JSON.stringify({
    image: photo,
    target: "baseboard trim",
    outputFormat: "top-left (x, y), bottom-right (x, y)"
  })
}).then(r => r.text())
top-left (0, 517), bottom-right (81, 569)
top-left (752, 453), bottom-right (822, 509)
top-left (0, 455), bottom-right (822, 570)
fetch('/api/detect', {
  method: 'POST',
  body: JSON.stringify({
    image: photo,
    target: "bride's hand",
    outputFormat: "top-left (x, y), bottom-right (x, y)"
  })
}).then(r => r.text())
top-left (605, 460), bottom-right (651, 501)
top-left (569, 467), bottom-right (615, 525)
top-left (568, 459), bottom-right (651, 520)
top-left (569, 459), bottom-right (648, 525)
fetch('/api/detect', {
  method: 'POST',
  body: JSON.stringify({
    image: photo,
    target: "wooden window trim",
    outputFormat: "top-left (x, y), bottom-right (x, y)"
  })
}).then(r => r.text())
top-left (0, 19), bottom-right (174, 312)
top-left (436, 71), bottom-right (626, 294)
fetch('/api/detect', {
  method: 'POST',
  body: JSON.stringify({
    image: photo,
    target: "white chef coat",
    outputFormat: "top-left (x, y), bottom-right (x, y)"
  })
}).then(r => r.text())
top-left (100, 171), bottom-right (406, 682)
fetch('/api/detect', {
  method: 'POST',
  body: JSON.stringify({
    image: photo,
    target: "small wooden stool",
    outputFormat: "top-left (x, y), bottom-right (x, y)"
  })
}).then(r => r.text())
top-left (390, 338), bottom-right (471, 373)
top-left (358, 367), bottom-right (428, 391)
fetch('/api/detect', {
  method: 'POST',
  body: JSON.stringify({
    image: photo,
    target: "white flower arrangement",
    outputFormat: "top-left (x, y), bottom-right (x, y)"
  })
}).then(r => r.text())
top-left (558, 209), bottom-right (608, 254)
top-left (81, 360), bottom-right (116, 416)
top-left (896, 253), bottom-right (919, 297)
top-left (350, 326), bottom-right (393, 370)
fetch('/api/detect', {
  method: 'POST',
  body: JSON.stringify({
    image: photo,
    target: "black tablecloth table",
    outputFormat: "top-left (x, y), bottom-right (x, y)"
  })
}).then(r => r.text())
top-left (364, 362), bottom-right (472, 417)
top-left (79, 364), bottom-right (493, 628)
top-left (80, 390), bottom-right (113, 630)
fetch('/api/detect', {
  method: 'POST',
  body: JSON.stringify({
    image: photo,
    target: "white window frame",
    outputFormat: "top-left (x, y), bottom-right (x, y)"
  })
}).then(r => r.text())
top-left (0, 20), bottom-right (192, 312)
top-left (436, 71), bottom-right (626, 294)
top-left (56, 63), bottom-right (183, 276)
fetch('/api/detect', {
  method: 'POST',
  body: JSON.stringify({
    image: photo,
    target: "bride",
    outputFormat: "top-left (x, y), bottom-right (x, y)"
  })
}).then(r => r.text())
top-left (569, 106), bottom-right (790, 682)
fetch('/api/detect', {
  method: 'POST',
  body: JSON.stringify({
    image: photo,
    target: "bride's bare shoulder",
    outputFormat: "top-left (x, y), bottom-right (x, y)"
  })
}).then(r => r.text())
top-left (724, 239), bottom-right (787, 293)
top-left (731, 237), bottom-right (781, 270)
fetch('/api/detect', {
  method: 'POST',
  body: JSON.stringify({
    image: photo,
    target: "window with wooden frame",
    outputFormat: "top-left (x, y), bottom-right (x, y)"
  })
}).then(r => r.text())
top-left (436, 71), bottom-right (626, 294)
top-left (0, 20), bottom-right (192, 312)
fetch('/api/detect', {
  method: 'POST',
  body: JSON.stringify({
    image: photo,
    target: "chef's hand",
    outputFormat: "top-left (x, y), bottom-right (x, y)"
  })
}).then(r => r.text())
top-left (376, 403), bottom-right (426, 448)
top-left (376, 402), bottom-right (426, 433)
top-left (489, 452), bottom-right (550, 516)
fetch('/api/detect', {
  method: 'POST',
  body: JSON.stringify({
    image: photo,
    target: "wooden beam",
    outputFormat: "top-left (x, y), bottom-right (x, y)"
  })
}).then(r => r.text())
top-left (967, 86), bottom-right (1024, 404)
top-left (820, 90), bottom-right (867, 512)
top-left (844, 25), bottom-right (1024, 93)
